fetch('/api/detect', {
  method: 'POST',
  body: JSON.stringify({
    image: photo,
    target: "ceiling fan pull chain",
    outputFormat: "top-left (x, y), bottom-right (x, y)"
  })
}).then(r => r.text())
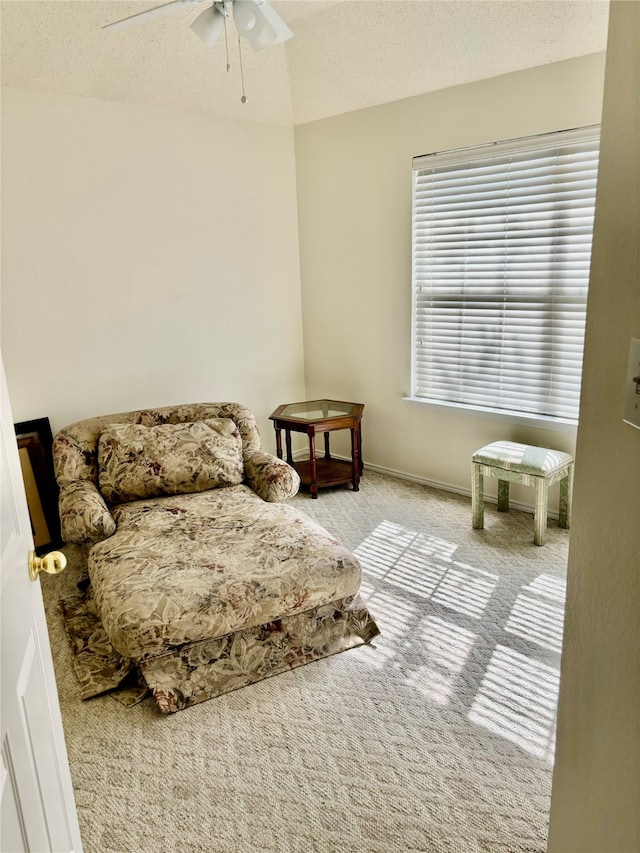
top-left (238, 34), bottom-right (247, 104)
top-left (224, 13), bottom-right (230, 72)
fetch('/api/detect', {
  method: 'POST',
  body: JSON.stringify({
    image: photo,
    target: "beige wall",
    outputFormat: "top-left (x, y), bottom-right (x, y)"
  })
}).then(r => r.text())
top-left (0, 88), bottom-right (305, 442)
top-left (294, 53), bottom-right (606, 510)
top-left (548, 2), bottom-right (640, 850)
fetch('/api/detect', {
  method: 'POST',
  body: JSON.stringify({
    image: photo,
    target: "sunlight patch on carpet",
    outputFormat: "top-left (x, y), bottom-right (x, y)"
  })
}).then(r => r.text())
top-left (405, 615), bottom-right (476, 705)
top-left (429, 563), bottom-right (496, 618)
top-left (354, 520), bottom-right (497, 617)
top-left (363, 588), bottom-right (418, 639)
top-left (354, 519), bottom-right (564, 759)
top-left (529, 573), bottom-right (567, 601)
top-left (469, 644), bottom-right (559, 761)
top-left (504, 572), bottom-right (566, 653)
top-left (505, 596), bottom-right (564, 653)
top-left (357, 588), bottom-right (418, 668)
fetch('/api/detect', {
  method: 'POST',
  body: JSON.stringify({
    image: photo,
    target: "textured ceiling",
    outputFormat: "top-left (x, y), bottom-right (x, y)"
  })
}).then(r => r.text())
top-left (1, 0), bottom-right (609, 126)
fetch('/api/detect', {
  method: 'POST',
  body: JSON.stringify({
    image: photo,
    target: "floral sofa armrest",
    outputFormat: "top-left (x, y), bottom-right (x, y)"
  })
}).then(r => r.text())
top-left (243, 450), bottom-right (300, 502)
top-left (59, 480), bottom-right (117, 544)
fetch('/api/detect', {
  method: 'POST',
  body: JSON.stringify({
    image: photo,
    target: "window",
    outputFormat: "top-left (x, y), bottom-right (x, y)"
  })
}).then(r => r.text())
top-left (411, 126), bottom-right (600, 425)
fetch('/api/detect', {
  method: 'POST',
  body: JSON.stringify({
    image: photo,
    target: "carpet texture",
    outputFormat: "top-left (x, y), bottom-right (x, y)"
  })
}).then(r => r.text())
top-left (41, 470), bottom-right (568, 853)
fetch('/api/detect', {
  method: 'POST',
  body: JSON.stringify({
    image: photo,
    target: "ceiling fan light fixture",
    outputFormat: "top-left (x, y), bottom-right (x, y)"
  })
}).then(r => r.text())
top-left (254, 0), bottom-right (293, 45)
top-left (189, 4), bottom-right (225, 47)
top-left (233, 0), bottom-right (277, 51)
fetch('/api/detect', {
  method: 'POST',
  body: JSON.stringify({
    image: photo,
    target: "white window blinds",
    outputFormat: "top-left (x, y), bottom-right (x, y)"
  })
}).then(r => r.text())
top-left (411, 126), bottom-right (600, 423)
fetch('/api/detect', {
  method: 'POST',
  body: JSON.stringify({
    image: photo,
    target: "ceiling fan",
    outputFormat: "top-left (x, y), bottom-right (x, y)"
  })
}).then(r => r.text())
top-left (103, 0), bottom-right (293, 53)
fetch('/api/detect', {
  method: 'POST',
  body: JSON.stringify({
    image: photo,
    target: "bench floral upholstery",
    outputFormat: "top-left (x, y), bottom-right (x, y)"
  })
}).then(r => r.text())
top-left (53, 403), bottom-right (379, 713)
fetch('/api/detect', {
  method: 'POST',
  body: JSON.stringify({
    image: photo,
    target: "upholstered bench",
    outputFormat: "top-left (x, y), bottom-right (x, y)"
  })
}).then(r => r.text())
top-left (472, 440), bottom-right (574, 546)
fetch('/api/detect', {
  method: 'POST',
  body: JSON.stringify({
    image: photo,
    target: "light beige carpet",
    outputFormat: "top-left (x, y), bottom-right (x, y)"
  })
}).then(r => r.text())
top-left (41, 470), bottom-right (568, 853)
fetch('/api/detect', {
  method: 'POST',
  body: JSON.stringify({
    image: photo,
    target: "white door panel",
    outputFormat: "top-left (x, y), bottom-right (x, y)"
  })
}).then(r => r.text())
top-left (1, 359), bottom-right (82, 853)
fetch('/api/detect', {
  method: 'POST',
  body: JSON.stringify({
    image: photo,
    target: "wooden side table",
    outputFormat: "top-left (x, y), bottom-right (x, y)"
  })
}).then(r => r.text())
top-left (269, 400), bottom-right (364, 499)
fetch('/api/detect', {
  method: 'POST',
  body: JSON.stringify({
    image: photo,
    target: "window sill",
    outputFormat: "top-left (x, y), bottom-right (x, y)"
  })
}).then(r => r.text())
top-left (402, 397), bottom-right (578, 433)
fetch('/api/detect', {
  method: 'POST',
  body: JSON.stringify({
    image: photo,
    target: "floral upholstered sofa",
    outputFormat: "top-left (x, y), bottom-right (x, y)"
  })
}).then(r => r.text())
top-left (52, 403), bottom-right (379, 713)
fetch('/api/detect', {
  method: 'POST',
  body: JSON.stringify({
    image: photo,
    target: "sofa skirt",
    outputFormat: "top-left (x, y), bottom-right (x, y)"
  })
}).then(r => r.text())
top-left (139, 594), bottom-right (379, 713)
top-left (61, 583), bottom-right (379, 714)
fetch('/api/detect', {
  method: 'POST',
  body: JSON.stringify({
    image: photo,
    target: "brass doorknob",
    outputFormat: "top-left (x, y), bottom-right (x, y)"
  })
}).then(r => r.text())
top-left (29, 550), bottom-right (67, 582)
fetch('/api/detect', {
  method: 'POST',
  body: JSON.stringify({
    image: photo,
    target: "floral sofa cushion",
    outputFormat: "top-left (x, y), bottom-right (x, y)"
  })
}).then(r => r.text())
top-left (53, 403), bottom-right (300, 544)
top-left (54, 403), bottom-right (262, 490)
top-left (98, 419), bottom-right (244, 505)
top-left (89, 485), bottom-right (362, 660)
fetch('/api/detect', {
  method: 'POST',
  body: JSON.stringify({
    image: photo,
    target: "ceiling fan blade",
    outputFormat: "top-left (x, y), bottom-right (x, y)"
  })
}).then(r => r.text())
top-left (102, 0), bottom-right (203, 32)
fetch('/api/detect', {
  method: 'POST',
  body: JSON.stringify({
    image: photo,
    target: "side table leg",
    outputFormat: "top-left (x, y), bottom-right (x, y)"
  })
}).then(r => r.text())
top-left (285, 430), bottom-right (293, 465)
top-left (308, 430), bottom-right (318, 499)
top-left (324, 431), bottom-right (331, 460)
top-left (472, 463), bottom-right (484, 529)
top-left (351, 428), bottom-right (360, 491)
top-left (274, 427), bottom-right (283, 460)
top-left (358, 422), bottom-right (363, 476)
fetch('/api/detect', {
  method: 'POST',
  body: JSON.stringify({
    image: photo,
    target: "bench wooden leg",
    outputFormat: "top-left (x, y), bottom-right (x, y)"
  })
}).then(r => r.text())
top-left (497, 479), bottom-right (510, 512)
top-left (534, 477), bottom-right (548, 546)
top-left (472, 463), bottom-right (484, 529)
top-left (558, 464), bottom-right (573, 529)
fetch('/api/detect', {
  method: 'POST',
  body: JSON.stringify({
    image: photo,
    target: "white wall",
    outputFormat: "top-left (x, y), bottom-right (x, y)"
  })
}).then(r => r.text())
top-left (548, 2), bottom-right (640, 850)
top-left (1, 88), bottom-right (305, 444)
top-left (294, 54), bottom-right (606, 510)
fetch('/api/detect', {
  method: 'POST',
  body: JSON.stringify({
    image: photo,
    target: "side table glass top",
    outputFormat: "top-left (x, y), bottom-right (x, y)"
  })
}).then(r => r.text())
top-left (278, 400), bottom-right (358, 420)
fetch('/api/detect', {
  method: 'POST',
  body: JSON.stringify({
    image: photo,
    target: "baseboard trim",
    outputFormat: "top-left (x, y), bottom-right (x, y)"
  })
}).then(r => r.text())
top-left (292, 450), bottom-right (559, 520)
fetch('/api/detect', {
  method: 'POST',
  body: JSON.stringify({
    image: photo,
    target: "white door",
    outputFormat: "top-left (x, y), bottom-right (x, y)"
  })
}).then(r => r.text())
top-left (1, 360), bottom-right (82, 852)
